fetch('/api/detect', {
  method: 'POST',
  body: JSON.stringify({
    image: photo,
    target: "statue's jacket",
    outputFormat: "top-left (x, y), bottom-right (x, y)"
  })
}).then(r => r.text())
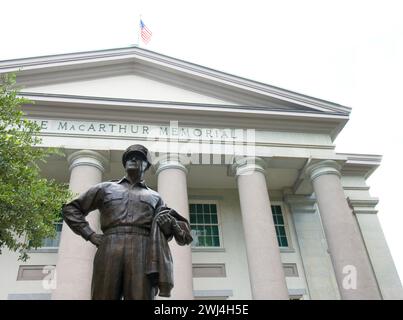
top-left (146, 207), bottom-right (192, 297)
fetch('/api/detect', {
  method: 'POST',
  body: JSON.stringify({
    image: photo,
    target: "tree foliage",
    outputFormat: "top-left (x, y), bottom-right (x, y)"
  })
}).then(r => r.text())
top-left (0, 73), bottom-right (72, 260)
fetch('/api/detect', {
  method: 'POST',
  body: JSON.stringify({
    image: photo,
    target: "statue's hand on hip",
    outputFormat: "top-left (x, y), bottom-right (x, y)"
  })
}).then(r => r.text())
top-left (89, 233), bottom-right (104, 247)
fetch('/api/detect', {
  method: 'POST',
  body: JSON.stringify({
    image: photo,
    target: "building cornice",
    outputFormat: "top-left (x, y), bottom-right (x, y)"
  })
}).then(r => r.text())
top-left (338, 153), bottom-right (382, 179)
top-left (19, 92), bottom-right (348, 117)
top-left (19, 92), bottom-right (348, 140)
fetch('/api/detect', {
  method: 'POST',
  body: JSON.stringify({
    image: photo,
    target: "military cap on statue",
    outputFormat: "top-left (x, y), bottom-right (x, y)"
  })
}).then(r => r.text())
top-left (122, 144), bottom-right (152, 170)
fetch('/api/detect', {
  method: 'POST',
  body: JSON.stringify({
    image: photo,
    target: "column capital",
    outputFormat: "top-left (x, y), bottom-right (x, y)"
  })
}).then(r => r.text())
top-left (305, 160), bottom-right (341, 181)
top-left (67, 150), bottom-right (108, 173)
top-left (154, 153), bottom-right (188, 176)
top-left (231, 156), bottom-right (267, 176)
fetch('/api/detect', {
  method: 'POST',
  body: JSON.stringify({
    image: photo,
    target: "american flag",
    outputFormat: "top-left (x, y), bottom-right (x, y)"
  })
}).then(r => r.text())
top-left (140, 19), bottom-right (152, 44)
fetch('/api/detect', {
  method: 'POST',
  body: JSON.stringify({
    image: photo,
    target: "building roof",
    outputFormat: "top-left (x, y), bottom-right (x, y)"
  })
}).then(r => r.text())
top-left (0, 46), bottom-right (351, 140)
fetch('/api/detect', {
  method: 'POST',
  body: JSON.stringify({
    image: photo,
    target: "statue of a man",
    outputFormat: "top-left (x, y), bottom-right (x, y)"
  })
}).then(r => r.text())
top-left (62, 144), bottom-right (193, 300)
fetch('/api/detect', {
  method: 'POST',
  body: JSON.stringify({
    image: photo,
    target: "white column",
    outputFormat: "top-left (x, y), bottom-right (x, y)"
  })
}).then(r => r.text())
top-left (155, 155), bottom-right (193, 300)
top-left (306, 160), bottom-right (381, 300)
top-left (233, 157), bottom-right (289, 300)
top-left (52, 150), bottom-right (107, 300)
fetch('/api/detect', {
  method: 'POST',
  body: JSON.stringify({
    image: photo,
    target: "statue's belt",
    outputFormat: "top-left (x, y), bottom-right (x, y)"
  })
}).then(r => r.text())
top-left (103, 225), bottom-right (150, 236)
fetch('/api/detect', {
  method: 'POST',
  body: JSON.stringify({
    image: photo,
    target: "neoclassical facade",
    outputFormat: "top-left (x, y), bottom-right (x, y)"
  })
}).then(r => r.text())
top-left (0, 47), bottom-right (402, 299)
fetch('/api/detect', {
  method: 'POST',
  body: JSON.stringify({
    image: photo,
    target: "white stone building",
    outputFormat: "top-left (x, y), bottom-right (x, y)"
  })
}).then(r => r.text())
top-left (0, 47), bottom-right (402, 300)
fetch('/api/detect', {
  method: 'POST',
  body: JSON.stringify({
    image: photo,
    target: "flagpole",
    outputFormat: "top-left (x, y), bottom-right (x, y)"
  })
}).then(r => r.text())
top-left (137, 14), bottom-right (142, 47)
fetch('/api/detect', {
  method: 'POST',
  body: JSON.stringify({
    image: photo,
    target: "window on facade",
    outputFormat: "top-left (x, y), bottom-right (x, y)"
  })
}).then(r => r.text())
top-left (40, 211), bottom-right (64, 248)
top-left (40, 222), bottom-right (63, 248)
top-left (271, 205), bottom-right (288, 247)
top-left (29, 220), bottom-right (63, 249)
top-left (17, 265), bottom-right (55, 281)
top-left (189, 203), bottom-right (220, 247)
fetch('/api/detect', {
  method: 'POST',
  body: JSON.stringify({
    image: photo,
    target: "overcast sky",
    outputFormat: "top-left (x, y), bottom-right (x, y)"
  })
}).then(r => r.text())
top-left (1, 0), bottom-right (402, 287)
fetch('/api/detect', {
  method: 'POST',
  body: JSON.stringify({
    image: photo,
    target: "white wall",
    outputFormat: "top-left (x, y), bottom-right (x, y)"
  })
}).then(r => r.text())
top-left (0, 246), bottom-right (57, 300)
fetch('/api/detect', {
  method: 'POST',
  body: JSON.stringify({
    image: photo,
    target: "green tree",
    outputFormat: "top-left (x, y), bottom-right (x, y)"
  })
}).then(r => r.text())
top-left (0, 73), bottom-right (72, 261)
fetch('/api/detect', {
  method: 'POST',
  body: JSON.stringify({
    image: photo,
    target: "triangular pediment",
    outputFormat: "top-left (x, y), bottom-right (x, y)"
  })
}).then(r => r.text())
top-left (22, 73), bottom-right (237, 106)
top-left (0, 46), bottom-right (351, 116)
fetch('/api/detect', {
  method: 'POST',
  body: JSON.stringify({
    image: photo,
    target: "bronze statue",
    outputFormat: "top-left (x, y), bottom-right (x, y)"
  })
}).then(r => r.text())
top-left (62, 145), bottom-right (193, 300)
